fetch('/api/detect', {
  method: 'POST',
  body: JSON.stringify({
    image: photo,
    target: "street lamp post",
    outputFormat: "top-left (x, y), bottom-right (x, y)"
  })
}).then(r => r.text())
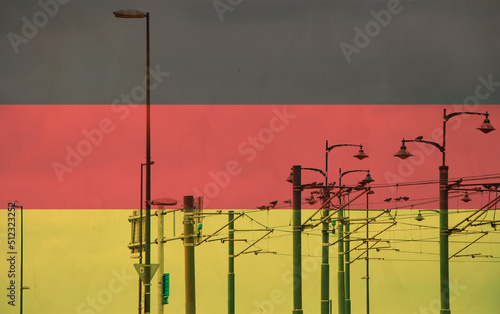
top-left (339, 169), bottom-right (374, 314)
top-left (394, 108), bottom-right (494, 314)
top-left (288, 165), bottom-right (327, 314)
top-left (139, 164), bottom-right (144, 314)
top-left (291, 165), bottom-right (303, 314)
top-left (184, 196), bottom-right (196, 314)
top-left (139, 161), bottom-right (154, 314)
top-left (113, 9), bottom-right (153, 314)
top-left (228, 210), bottom-right (235, 314)
top-left (152, 198), bottom-right (178, 314)
top-left (325, 142), bottom-right (368, 314)
top-left (365, 188), bottom-right (374, 314)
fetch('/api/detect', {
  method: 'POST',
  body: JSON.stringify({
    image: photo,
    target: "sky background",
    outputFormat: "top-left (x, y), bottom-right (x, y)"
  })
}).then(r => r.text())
top-left (2, 0), bottom-right (500, 313)
top-left (1, 1), bottom-right (500, 104)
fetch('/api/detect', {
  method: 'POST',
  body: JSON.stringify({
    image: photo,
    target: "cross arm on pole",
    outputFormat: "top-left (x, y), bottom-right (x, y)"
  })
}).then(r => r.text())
top-left (234, 229), bottom-right (273, 258)
top-left (314, 189), bottom-right (369, 228)
top-left (349, 240), bottom-right (382, 264)
top-left (329, 210), bottom-right (389, 246)
top-left (196, 212), bottom-right (244, 246)
top-left (301, 188), bottom-right (344, 228)
top-left (449, 232), bottom-right (488, 259)
top-left (348, 221), bottom-right (397, 263)
top-left (449, 194), bottom-right (500, 233)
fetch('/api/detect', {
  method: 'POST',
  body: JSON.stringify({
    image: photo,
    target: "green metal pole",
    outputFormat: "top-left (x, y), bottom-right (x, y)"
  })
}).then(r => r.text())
top-left (439, 165), bottom-right (450, 313)
top-left (321, 207), bottom-right (330, 314)
top-left (338, 170), bottom-right (345, 314)
top-left (440, 109), bottom-right (450, 313)
top-left (184, 196), bottom-right (196, 314)
top-left (292, 165), bottom-right (303, 314)
top-left (321, 142), bottom-right (330, 314)
top-left (345, 208), bottom-right (351, 314)
top-left (338, 212), bottom-right (345, 314)
top-left (139, 165), bottom-right (144, 314)
top-left (228, 210), bottom-right (235, 314)
top-left (366, 192), bottom-right (370, 314)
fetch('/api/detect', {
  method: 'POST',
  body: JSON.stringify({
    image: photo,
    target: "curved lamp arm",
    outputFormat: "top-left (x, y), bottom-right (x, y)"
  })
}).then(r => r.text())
top-left (302, 167), bottom-right (326, 177)
top-left (340, 169), bottom-right (370, 178)
top-left (444, 111), bottom-right (488, 122)
top-left (403, 138), bottom-right (444, 152)
top-left (326, 143), bottom-right (362, 152)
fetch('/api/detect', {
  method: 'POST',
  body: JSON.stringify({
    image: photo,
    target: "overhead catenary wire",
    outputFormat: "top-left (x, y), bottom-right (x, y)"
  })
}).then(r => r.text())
top-left (192, 173), bottom-right (500, 271)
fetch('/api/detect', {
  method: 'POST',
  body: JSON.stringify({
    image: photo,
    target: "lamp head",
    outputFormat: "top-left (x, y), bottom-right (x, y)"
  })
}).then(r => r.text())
top-left (113, 9), bottom-right (147, 18)
top-left (415, 211), bottom-right (425, 221)
top-left (151, 198), bottom-right (178, 206)
top-left (477, 114), bottom-right (495, 134)
top-left (353, 146), bottom-right (369, 160)
top-left (461, 192), bottom-right (472, 203)
top-left (362, 172), bottom-right (375, 184)
top-left (394, 140), bottom-right (413, 159)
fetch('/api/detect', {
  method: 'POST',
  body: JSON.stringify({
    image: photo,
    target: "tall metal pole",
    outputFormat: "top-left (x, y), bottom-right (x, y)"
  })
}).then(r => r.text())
top-left (292, 165), bottom-right (303, 314)
top-left (345, 205), bottom-right (351, 314)
top-left (139, 165), bottom-right (144, 314)
top-left (337, 169), bottom-right (345, 314)
top-left (321, 142), bottom-right (330, 314)
top-left (439, 165), bottom-right (450, 314)
top-left (158, 207), bottom-right (165, 314)
top-left (341, 166), bottom-right (351, 314)
top-left (440, 108), bottom-right (450, 313)
top-left (184, 196), bottom-right (196, 314)
top-left (442, 109), bottom-right (447, 167)
top-left (228, 210), bottom-right (235, 314)
top-left (144, 12), bottom-right (152, 314)
top-left (20, 205), bottom-right (24, 314)
top-left (366, 192), bottom-right (370, 314)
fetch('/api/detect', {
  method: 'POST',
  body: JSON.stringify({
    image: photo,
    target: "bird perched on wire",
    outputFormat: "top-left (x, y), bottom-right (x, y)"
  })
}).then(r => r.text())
top-left (384, 198), bottom-right (392, 202)
top-left (415, 136), bottom-right (423, 141)
top-left (305, 195), bottom-right (317, 205)
top-left (269, 200), bottom-right (278, 209)
top-left (449, 178), bottom-right (463, 188)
